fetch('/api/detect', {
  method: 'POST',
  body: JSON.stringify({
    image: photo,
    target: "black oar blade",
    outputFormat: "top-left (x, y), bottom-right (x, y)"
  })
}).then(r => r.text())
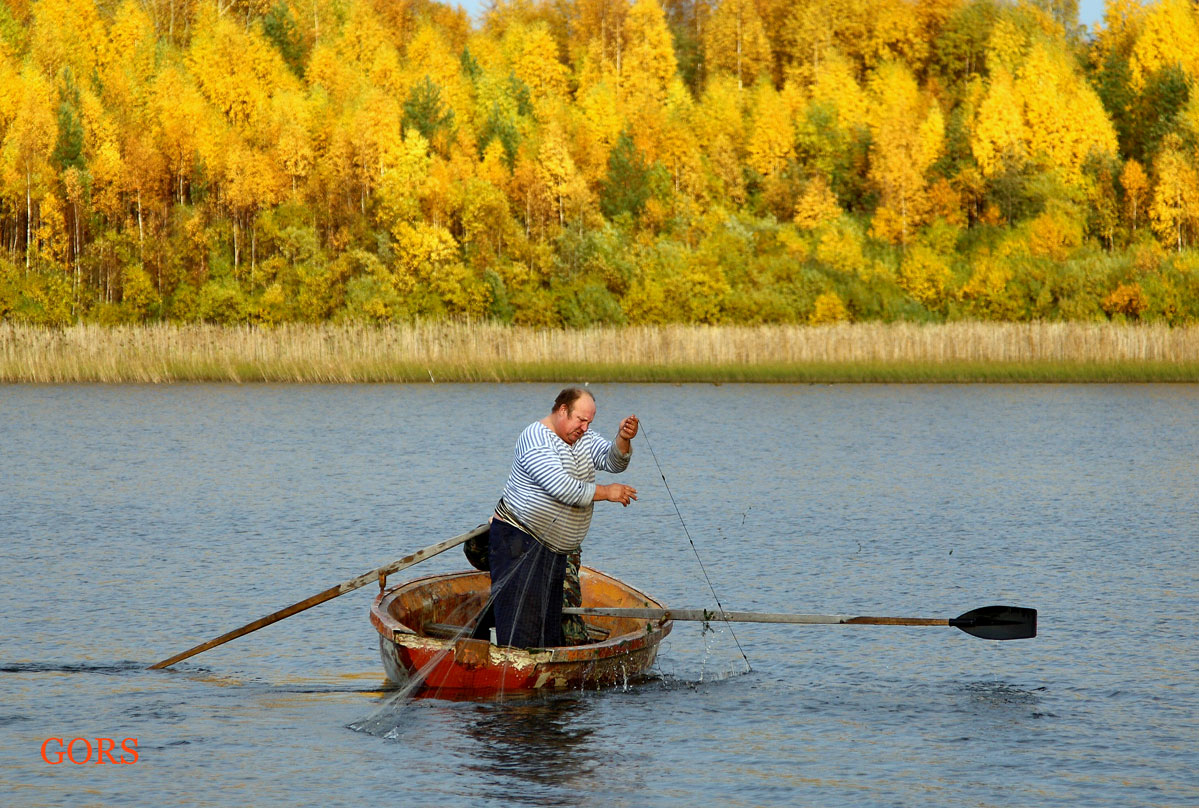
top-left (948, 605), bottom-right (1037, 641)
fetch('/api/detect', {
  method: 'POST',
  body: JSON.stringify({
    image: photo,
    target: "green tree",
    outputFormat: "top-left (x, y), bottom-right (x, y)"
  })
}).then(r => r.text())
top-left (263, 2), bottom-right (306, 77)
top-left (600, 130), bottom-right (650, 220)
top-left (402, 76), bottom-right (457, 145)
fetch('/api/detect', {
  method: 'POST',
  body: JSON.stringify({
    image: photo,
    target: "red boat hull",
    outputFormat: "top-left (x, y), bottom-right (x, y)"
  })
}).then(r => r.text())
top-left (370, 567), bottom-right (672, 698)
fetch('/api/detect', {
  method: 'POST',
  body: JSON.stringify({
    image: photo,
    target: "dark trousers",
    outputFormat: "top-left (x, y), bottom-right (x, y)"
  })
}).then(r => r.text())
top-left (488, 519), bottom-right (566, 649)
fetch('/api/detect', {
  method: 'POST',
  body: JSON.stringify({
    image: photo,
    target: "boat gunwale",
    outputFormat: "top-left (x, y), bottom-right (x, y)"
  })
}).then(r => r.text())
top-left (370, 566), bottom-right (671, 665)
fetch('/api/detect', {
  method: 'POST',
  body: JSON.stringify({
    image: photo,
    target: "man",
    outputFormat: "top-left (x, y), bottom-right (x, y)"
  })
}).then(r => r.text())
top-left (488, 387), bottom-right (638, 649)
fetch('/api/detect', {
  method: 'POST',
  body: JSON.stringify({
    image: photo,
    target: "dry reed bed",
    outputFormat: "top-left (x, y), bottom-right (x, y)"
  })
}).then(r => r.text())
top-left (2, 322), bottom-right (1198, 383)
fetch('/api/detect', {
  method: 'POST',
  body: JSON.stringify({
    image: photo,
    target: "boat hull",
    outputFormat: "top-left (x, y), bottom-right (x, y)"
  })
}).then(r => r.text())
top-left (370, 567), bottom-right (671, 698)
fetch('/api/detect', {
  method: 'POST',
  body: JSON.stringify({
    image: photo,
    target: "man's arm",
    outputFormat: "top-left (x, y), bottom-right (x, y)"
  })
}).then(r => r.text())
top-left (591, 415), bottom-right (639, 505)
top-left (587, 415), bottom-right (639, 472)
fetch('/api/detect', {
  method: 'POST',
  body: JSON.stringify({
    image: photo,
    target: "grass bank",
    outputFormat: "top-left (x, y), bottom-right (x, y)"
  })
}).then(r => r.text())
top-left (2, 322), bottom-right (1198, 383)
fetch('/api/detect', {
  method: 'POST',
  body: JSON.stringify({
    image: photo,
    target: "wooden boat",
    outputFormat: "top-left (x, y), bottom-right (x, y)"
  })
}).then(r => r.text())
top-left (370, 566), bottom-right (672, 698)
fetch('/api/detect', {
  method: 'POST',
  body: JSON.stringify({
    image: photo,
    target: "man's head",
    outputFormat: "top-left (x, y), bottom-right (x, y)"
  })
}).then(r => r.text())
top-left (549, 387), bottom-right (596, 445)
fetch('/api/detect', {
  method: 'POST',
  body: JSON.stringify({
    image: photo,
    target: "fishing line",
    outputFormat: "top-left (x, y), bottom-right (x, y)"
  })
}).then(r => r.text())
top-left (639, 424), bottom-right (752, 672)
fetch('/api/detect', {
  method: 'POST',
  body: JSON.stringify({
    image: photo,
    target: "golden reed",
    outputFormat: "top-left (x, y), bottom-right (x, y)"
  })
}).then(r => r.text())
top-left (2, 322), bottom-right (1198, 383)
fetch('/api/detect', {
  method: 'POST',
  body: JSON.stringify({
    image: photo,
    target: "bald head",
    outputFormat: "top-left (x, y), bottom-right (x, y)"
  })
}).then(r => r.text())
top-left (546, 387), bottom-right (596, 444)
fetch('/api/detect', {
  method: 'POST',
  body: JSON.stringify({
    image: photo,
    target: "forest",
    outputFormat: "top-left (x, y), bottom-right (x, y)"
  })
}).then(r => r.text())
top-left (2, 0), bottom-right (1199, 328)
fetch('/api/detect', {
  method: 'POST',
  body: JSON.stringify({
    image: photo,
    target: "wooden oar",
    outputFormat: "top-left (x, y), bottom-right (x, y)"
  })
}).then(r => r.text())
top-left (148, 524), bottom-right (489, 670)
top-left (562, 604), bottom-right (1037, 641)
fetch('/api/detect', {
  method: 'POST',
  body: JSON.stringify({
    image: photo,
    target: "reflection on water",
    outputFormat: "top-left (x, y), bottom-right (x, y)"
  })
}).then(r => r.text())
top-left (961, 680), bottom-right (1047, 706)
top-left (0, 662), bottom-right (145, 675)
top-left (463, 696), bottom-right (599, 791)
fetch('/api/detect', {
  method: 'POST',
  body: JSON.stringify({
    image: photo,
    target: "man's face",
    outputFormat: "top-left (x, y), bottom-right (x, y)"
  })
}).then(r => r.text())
top-left (558, 396), bottom-right (596, 445)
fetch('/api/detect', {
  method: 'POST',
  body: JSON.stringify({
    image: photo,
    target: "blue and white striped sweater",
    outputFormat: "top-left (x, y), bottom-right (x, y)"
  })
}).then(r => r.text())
top-left (499, 422), bottom-right (631, 553)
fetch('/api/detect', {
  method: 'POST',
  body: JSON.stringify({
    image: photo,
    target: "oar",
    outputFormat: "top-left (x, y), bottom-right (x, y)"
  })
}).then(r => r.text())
top-left (148, 524), bottom-right (489, 670)
top-left (562, 604), bottom-right (1037, 641)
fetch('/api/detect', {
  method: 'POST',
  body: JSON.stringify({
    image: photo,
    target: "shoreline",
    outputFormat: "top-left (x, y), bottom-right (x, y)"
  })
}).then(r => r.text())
top-left (3, 323), bottom-right (1198, 383)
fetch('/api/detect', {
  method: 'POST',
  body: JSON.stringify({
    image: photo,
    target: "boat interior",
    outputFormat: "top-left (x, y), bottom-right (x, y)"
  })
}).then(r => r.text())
top-left (381, 567), bottom-right (665, 647)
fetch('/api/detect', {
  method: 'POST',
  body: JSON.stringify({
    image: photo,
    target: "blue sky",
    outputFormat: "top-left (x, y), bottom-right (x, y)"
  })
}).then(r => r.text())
top-left (1079, 0), bottom-right (1105, 28)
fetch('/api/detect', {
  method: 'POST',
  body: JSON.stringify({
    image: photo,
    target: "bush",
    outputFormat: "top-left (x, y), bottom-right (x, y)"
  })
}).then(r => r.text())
top-left (1102, 282), bottom-right (1148, 319)
top-left (809, 291), bottom-right (850, 324)
top-left (122, 266), bottom-right (159, 322)
top-left (198, 279), bottom-right (249, 324)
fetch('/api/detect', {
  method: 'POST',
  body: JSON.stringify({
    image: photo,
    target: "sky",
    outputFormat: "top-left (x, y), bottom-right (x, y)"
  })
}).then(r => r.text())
top-left (1078, 0), bottom-right (1105, 28)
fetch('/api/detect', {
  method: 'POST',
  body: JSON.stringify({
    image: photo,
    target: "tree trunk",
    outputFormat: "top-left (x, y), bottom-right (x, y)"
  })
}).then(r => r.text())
top-left (25, 169), bottom-right (32, 274)
top-left (736, 11), bottom-right (744, 91)
top-left (73, 200), bottom-right (81, 304)
top-left (137, 189), bottom-right (144, 259)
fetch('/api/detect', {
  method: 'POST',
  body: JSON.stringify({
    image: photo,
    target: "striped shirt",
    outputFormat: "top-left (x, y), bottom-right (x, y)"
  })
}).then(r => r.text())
top-left (498, 422), bottom-right (631, 554)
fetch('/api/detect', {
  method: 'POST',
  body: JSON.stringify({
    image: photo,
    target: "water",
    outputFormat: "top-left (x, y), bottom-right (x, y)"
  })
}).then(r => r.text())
top-left (2, 383), bottom-right (1196, 807)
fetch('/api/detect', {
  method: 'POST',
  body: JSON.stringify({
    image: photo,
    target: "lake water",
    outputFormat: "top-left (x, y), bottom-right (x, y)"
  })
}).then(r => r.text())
top-left (2, 383), bottom-right (1196, 807)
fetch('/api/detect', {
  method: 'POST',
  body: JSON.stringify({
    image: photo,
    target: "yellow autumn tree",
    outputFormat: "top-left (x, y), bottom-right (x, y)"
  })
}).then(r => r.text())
top-left (153, 66), bottom-right (210, 205)
top-left (1014, 40), bottom-right (1118, 188)
top-left (747, 82), bottom-right (794, 179)
top-left (186, 6), bottom-right (296, 131)
top-left (29, 0), bottom-right (107, 83)
top-left (1150, 139), bottom-right (1199, 251)
top-left (867, 61), bottom-right (944, 245)
top-left (657, 89), bottom-right (705, 200)
top-left (985, 15), bottom-right (1029, 75)
top-left (620, 0), bottom-right (679, 111)
top-left (122, 122), bottom-right (166, 255)
top-left (501, 21), bottom-right (569, 111)
top-left (0, 64), bottom-right (57, 266)
top-left (695, 74), bottom-right (749, 203)
top-left (405, 21), bottom-right (471, 131)
top-left (808, 49), bottom-right (869, 131)
top-left (35, 190), bottom-right (69, 267)
top-left (223, 138), bottom-right (286, 274)
top-left (377, 128), bottom-right (432, 226)
top-left (899, 243), bottom-right (954, 308)
top-left (79, 88), bottom-right (126, 225)
top-left (704, 0), bottom-right (772, 90)
top-left (101, 0), bottom-right (157, 113)
top-left (1128, 0), bottom-right (1199, 91)
top-left (537, 122), bottom-right (589, 228)
top-left (344, 86), bottom-right (403, 206)
top-left (573, 0), bottom-right (631, 91)
top-left (274, 89), bottom-right (315, 196)
top-left (330, 0), bottom-right (398, 86)
top-left (860, 0), bottom-right (928, 71)
top-left (971, 65), bottom-right (1026, 179)
top-left (779, 0), bottom-right (839, 82)
top-left (959, 254), bottom-right (1020, 320)
top-left (795, 48), bottom-right (870, 189)
top-left (575, 80), bottom-right (623, 185)
top-left (793, 175), bottom-right (841, 229)
top-left (809, 290), bottom-right (850, 324)
top-left (1120, 159), bottom-right (1150, 236)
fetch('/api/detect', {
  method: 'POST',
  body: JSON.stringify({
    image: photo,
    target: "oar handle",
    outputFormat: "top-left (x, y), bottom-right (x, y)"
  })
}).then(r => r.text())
top-left (148, 524), bottom-right (488, 670)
